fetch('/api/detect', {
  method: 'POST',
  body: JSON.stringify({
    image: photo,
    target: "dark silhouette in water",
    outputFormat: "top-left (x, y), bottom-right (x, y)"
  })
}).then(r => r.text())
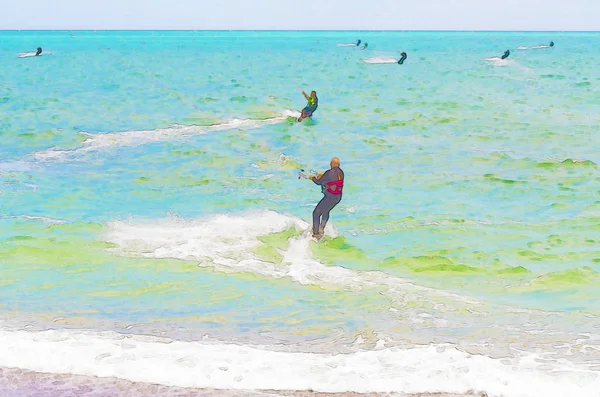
top-left (549, 41), bottom-right (554, 47)
top-left (398, 52), bottom-right (407, 64)
top-left (501, 50), bottom-right (510, 60)
top-left (35, 47), bottom-right (42, 56)
top-left (356, 39), bottom-right (361, 46)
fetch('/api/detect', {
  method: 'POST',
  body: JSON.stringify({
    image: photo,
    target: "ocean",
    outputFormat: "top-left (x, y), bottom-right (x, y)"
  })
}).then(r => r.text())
top-left (0, 30), bottom-right (599, 397)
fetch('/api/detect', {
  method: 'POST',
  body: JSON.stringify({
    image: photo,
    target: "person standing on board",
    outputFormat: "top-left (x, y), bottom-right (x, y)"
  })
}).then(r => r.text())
top-left (308, 157), bottom-right (344, 239)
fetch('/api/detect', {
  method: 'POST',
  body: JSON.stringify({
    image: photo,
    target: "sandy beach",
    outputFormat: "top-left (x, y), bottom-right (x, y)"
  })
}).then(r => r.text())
top-left (0, 367), bottom-right (487, 397)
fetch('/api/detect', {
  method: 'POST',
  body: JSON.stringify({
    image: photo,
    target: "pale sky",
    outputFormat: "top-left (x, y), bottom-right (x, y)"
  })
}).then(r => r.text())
top-left (1, 0), bottom-right (599, 31)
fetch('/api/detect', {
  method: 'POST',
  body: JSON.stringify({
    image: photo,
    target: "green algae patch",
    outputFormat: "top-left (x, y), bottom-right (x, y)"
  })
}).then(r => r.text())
top-left (362, 137), bottom-right (392, 147)
top-left (413, 263), bottom-right (482, 273)
top-left (257, 227), bottom-right (303, 251)
top-left (17, 129), bottom-right (57, 144)
top-left (249, 143), bottom-right (271, 152)
top-left (0, 236), bottom-right (118, 268)
top-left (182, 178), bottom-right (211, 187)
top-left (537, 159), bottom-right (597, 169)
top-left (308, 237), bottom-right (377, 270)
top-left (198, 97), bottom-right (218, 103)
top-left (483, 174), bottom-right (523, 184)
top-left (547, 235), bottom-right (564, 246)
top-left (243, 198), bottom-right (263, 205)
top-left (246, 110), bottom-right (280, 120)
top-left (7, 236), bottom-right (35, 241)
top-left (172, 149), bottom-right (207, 156)
top-left (0, 221), bottom-right (112, 269)
top-left (385, 120), bottom-right (409, 128)
top-left (230, 96), bottom-right (250, 103)
top-left (497, 266), bottom-right (531, 275)
top-left (517, 250), bottom-right (559, 261)
top-left (513, 267), bottom-right (600, 293)
top-left (253, 158), bottom-right (302, 171)
top-left (253, 244), bottom-right (283, 264)
top-left (436, 117), bottom-right (459, 124)
top-left (202, 154), bottom-right (246, 168)
top-left (382, 255), bottom-right (484, 275)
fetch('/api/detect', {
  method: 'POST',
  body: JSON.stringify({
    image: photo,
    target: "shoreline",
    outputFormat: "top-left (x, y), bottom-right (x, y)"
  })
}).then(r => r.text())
top-left (0, 366), bottom-right (487, 397)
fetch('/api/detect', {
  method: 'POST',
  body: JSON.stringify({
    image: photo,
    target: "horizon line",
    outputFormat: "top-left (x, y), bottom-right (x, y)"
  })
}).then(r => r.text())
top-left (1, 29), bottom-right (598, 32)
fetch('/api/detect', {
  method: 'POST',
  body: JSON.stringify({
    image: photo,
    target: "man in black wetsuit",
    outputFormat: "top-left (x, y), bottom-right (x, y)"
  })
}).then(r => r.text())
top-left (35, 47), bottom-right (42, 56)
top-left (309, 157), bottom-right (344, 239)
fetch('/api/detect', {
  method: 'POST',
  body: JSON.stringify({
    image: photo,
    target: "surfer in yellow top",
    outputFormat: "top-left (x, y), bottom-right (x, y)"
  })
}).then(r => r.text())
top-left (297, 90), bottom-right (318, 122)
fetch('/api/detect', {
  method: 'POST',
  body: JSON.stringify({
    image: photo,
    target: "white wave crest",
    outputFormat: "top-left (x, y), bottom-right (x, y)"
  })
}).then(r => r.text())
top-left (103, 210), bottom-right (485, 317)
top-left (0, 328), bottom-right (598, 397)
top-left (30, 110), bottom-right (300, 162)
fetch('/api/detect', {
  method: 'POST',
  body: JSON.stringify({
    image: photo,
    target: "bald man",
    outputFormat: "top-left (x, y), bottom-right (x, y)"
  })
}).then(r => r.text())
top-left (309, 157), bottom-right (345, 239)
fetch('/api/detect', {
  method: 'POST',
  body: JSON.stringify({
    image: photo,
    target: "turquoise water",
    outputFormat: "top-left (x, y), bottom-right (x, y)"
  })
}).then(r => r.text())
top-left (1, 31), bottom-right (600, 370)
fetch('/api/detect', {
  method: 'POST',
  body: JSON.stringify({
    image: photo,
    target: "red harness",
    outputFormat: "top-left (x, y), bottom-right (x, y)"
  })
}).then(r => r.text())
top-left (325, 172), bottom-right (344, 195)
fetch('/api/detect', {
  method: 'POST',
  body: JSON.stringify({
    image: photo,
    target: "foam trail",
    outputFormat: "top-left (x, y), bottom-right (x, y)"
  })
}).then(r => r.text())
top-left (18, 52), bottom-right (38, 58)
top-left (0, 215), bottom-right (67, 224)
top-left (482, 57), bottom-right (510, 66)
top-left (30, 110), bottom-right (300, 162)
top-left (18, 52), bottom-right (53, 58)
top-left (482, 58), bottom-right (532, 72)
top-left (517, 45), bottom-right (551, 50)
top-left (337, 43), bottom-right (358, 47)
top-left (361, 57), bottom-right (398, 64)
top-left (104, 210), bottom-right (478, 306)
top-left (0, 328), bottom-right (598, 397)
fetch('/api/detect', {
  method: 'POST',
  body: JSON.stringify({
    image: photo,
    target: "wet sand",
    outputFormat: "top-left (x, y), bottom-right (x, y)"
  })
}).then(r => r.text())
top-left (0, 367), bottom-right (488, 397)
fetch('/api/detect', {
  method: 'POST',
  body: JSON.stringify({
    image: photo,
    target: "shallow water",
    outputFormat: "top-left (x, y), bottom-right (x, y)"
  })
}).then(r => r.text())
top-left (1, 31), bottom-right (600, 396)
